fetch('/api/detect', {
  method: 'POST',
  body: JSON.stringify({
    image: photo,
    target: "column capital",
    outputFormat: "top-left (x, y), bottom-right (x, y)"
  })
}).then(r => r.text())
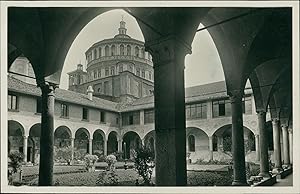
top-left (228, 90), bottom-right (244, 103)
top-left (255, 134), bottom-right (259, 138)
top-left (23, 135), bottom-right (28, 139)
top-left (38, 81), bottom-right (57, 95)
top-left (281, 124), bottom-right (288, 129)
top-left (272, 118), bottom-right (280, 123)
top-left (288, 128), bottom-right (293, 134)
top-left (256, 111), bottom-right (266, 116)
top-left (145, 35), bottom-right (192, 68)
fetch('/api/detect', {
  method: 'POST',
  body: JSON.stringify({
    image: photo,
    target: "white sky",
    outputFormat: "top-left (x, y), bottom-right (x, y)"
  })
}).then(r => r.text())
top-left (61, 9), bottom-right (224, 90)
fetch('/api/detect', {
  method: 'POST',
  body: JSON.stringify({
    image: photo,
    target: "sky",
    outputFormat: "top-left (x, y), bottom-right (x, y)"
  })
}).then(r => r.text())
top-left (61, 9), bottom-right (224, 90)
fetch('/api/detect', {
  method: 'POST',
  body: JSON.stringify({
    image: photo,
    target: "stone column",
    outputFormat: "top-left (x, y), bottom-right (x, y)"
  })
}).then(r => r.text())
top-left (208, 136), bottom-right (213, 161)
top-left (147, 36), bottom-right (190, 186)
top-left (89, 138), bottom-right (93, 155)
top-left (117, 139), bottom-right (122, 153)
top-left (104, 139), bottom-right (108, 156)
top-left (255, 134), bottom-right (260, 162)
top-left (23, 136), bottom-right (28, 163)
top-left (272, 118), bottom-right (283, 173)
top-left (217, 136), bottom-right (223, 152)
top-left (257, 111), bottom-right (270, 178)
top-left (288, 129), bottom-right (293, 164)
top-left (38, 83), bottom-right (56, 186)
top-left (281, 124), bottom-right (290, 166)
top-left (229, 90), bottom-right (247, 185)
top-left (71, 138), bottom-right (75, 162)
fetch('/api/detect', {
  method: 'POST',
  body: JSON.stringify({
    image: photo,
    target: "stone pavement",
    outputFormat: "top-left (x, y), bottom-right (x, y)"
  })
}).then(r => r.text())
top-left (187, 164), bottom-right (229, 171)
top-left (273, 173), bottom-right (293, 186)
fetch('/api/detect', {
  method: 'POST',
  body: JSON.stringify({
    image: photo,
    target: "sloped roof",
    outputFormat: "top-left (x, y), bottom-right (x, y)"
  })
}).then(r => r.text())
top-left (7, 76), bottom-right (119, 112)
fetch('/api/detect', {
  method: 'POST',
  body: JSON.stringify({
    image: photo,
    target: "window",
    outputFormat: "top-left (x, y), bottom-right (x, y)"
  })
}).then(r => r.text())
top-left (141, 48), bottom-right (145, 58)
top-left (111, 67), bottom-right (115, 75)
top-left (105, 68), bottom-right (109, 76)
top-left (120, 45), bottom-right (124, 55)
top-left (104, 81), bottom-right (109, 95)
top-left (188, 135), bottom-right (195, 152)
top-left (119, 64), bottom-right (123, 73)
top-left (127, 45), bottom-right (131, 55)
top-left (149, 72), bottom-right (152, 80)
top-left (213, 99), bottom-right (231, 117)
top-left (94, 70), bottom-right (97, 78)
top-left (98, 69), bottom-right (101, 78)
top-left (82, 108), bottom-right (89, 120)
top-left (99, 47), bottom-right (102, 57)
top-left (144, 109), bottom-right (154, 123)
top-left (135, 46), bottom-right (139, 57)
top-left (129, 65), bottom-right (133, 72)
top-left (61, 103), bottom-right (69, 118)
top-left (8, 94), bottom-right (18, 110)
top-left (185, 102), bottom-right (207, 119)
top-left (142, 70), bottom-right (145, 78)
top-left (136, 68), bottom-right (140, 76)
top-left (111, 45), bottom-right (116, 56)
top-left (122, 111), bottom-right (140, 126)
top-left (36, 98), bottom-right (42, 113)
top-left (93, 49), bottom-right (97, 60)
top-left (100, 111), bottom-right (105, 123)
top-left (105, 45), bottom-right (109, 56)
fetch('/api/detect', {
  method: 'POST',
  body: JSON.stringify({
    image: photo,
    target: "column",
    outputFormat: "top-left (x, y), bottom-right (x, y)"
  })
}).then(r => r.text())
top-left (147, 36), bottom-right (190, 186)
top-left (257, 111), bottom-right (270, 178)
top-left (255, 134), bottom-right (260, 162)
top-left (23, 136), bottom-right (28, 163)
top-left (142, 138), bottom-right (145, 147)
top-left (38, 83), bottom-right (56, 186)
top-left (229, 90), bottom-right (248, 186)
top-left (140, 110), bottom-right (144, 125)
top-left (104, 139), bottom-right (108, 156)
top-left (217, 136), bottom-right (223, 152)
top-left (288, 129), bottom-right (293, 164)
top-left (272, 118), bottom-right (282, 173)
top-left (89, 138), bottom-right (93, 155)
top-left (71, 138), bottom-right (75, 162)
top-left (208, 136), bottom-right (213, 161)
top-left (117, 139), bottom-right (122, 153)
top-left (281, 124), bottom-right (290, 167)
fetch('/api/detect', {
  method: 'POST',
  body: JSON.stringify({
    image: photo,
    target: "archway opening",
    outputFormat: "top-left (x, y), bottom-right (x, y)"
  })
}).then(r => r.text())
top-left (93, 129), bottom-right (105, 157)
top-left (28, 123), bottom-right (41, 164)
top-left (74, 128), bottom-right (90, 158)
top-left (107, 131), bottom-right (118, 155)
top-left (54, 126), bottom-right (72, 148)
top-left (186, 127), bottom-right (209, 162)
top-left (144, 130), bottom-right (155, 156)
top-left (8, 120), bottom-right (24, 154)
top-left (123, 131), bottom-right (141, 159)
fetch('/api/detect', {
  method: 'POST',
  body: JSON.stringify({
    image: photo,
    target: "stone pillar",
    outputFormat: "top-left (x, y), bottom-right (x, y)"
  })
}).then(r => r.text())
top-left (142, 138), bottom-right (145, 146)
top-left (117, 139), bottom-right (122, 153)
top-left (140, 110), bottom-right (144, 125)
top-left (147, 36), bottom-right (190, 186)
top-left (206, 100), bottom-right (213, 119)
top-left (38, 83), bottom-right (56, 186)
top-left (89, 138), bottom-right (93, 155)
top-left (272, 118), bottom-right (283, 173)
top-left (23, 136), bottom-right (28, 163)
top-left (217, 136), bottom-right (223, 152)
top-left (229, 90), bottom-right (247, 185)
top-left (208, 136), bottom-right (213, 161)
top-left (281, 124), bottom-right (290, 166)
top-left (255, 134), bottom-right (260, 162)
top-left (288, 129), bottom-right (293, 164)
top-left (71, 138), bottom-right (75, 162)
top-left (104, 139), bottom-right (108, 156)
top-left (257, 111), bottom-right (270, 178)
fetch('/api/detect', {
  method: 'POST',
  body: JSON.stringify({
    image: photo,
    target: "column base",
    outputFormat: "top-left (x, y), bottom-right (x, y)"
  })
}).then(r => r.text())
top-left (282, 164), bottom-right (291, 169)
top-left (258, 172), bottom-right (271, 178)
top-left (232, 180), bottom-right (249, 186)
top-left (272, 167), bottom-right (283, 174)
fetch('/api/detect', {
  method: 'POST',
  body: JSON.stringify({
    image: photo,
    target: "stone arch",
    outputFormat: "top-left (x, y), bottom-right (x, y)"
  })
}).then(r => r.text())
top-left (134, 46), bottom-right (139, 57)
top-left (8, 120), bottom-right (25, 154)
top-left (107, 131), bottom-right (118, 155)
top-left (54, 126), bottom-right (72, 148)
top-left (28, 123), bottom-right (41, 164)
top-left (144, 130), bottom-right (155, 154)
top-left (123, 131), bottom-right (142, 159)
top-left (120, 44), bottom-right (125, 55)
top-left (111, 44), bottom-right (116, 56)
top-left (105, 45), bottom-right (109, 56)
top-left (127, 45), bottom-right (131, 55)
top-left (93, 129), bottom-right (106, 156)
top-left (98, 47), bottom-right (102, 57)
top-left (74, 128), bottom-right (90, 154)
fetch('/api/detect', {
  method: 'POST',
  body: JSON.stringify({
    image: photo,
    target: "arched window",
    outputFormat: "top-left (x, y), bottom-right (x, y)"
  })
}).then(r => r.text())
top-left (111, 45), bottom-right (116, 56)
top-left (105, 45), bottom-right (109, 56)
top-left (111, 67), bottom-right (115, 75)
top-left (119, 64), bottom-right (123, 73)
top-left (99, 47), bottom-right (102, 57)
top-left (141, 48), bottom-right (145, 58)
top-left (93, 49), bottom-right (97, 60)
top-left (120, 45), bottom-right (125, 55)
top-left (135, 46), bottom-right (139, 57)
top-left (188, 135), bottom-right (195, 152)
top-left (127, 45), bottom-right (131, 55)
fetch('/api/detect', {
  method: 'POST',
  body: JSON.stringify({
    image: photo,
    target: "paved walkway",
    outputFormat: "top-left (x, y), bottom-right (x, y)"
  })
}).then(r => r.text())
top-left (273, 173), bottom-right (293, 186)
top-left (187, 164), bottom-right (229, 171)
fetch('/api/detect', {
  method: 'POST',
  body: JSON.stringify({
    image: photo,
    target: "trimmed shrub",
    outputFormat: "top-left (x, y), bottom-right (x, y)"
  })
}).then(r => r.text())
top-left (84, 154), bottom-right (98, 171)
top-left (8, 151), bottom-right (24, 173)
top-left (106, 154), bottom-right (117, 171)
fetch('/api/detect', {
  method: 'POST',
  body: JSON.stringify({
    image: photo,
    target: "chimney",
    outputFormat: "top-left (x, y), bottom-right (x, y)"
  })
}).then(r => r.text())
top-left (87, 85), bottom-right (94, 100)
